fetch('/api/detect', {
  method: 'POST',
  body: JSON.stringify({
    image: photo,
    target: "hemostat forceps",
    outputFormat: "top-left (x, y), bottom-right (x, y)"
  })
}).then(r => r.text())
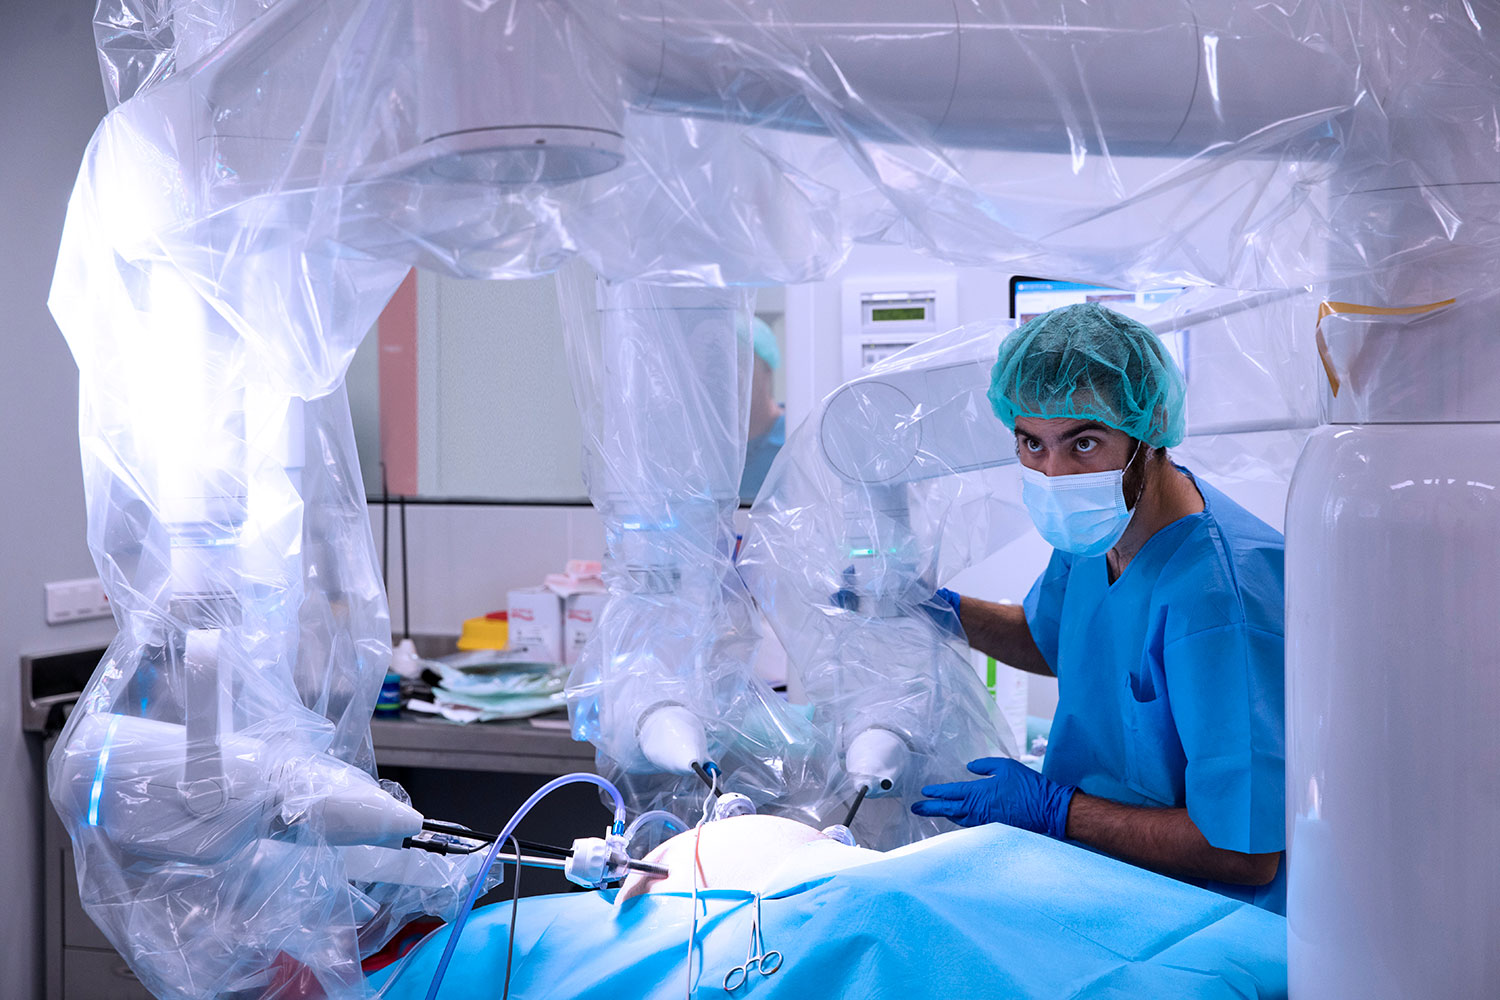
top-left (723, 892), bottom-right (782, 991)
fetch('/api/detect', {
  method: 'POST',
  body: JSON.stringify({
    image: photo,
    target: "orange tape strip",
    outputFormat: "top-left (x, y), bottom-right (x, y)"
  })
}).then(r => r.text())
top-left (1313, 297), bottom-right (1457, 397)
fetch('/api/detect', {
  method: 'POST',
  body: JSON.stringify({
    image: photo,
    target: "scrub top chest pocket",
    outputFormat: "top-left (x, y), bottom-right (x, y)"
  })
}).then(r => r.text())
top-left (1120, 646), bottom-right (1187, 808)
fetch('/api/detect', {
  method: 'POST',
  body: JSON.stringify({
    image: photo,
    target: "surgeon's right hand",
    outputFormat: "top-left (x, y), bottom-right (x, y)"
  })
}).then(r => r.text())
top-left (911, 757), bottom-right (1075, 839)
top-left (898, 587), bottom-right (965, 640)
top-left (915, 587), bottom-right (965, 638)
top-left (831, 580), bottom-right (965, 636)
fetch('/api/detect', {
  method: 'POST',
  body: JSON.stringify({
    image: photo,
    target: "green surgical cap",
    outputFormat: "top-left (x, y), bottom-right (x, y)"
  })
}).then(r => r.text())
top-left (751, 317), bottom-right (780, 371)
top-left (736, 315), bottom-right (781, 370)
top-left (988, 302), bottom-right (1187, 448)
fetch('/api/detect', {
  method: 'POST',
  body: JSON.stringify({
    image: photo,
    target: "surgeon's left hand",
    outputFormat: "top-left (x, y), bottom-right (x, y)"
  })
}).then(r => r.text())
top-left (911, 757), bottom-right (1076, 839)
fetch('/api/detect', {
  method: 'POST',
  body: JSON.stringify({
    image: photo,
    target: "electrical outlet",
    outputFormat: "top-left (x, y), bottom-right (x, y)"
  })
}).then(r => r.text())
top-left (45, 577), bottom-right (112, 624)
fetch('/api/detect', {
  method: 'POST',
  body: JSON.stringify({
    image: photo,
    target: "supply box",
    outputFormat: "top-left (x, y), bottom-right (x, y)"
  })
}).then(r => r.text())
top-left (564, 592), bottom-right (608, 667)
top-left (507, 587), bottom-right (564, 664)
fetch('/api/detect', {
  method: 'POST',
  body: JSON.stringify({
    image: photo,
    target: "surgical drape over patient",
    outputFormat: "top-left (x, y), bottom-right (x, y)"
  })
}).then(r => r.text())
top-left (370, 824), bottom-right (1292, 1000)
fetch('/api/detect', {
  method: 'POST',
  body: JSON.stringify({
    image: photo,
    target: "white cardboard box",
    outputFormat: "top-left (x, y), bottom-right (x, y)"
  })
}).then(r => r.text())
top-left (564, 592), bottom-right (608, 667)
top-left (507, 587), bottom-right (564, 664)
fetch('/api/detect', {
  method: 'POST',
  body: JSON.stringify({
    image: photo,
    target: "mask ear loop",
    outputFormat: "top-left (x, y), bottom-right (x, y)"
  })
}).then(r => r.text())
top-left (1123, 440), bottom-right (1148, 511)
top-left (1104, 441), bottom-right (1150, 575)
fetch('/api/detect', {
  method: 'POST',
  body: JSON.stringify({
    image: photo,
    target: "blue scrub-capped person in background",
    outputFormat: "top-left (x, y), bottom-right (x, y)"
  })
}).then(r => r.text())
top-left (739, 317), bottom-right (786, 502)
top-left (914, 303), bottom-right (1287, 914)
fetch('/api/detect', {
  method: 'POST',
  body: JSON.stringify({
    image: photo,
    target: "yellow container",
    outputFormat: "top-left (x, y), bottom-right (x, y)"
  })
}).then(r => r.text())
top-left (457, 611), bottom-right (509, 651)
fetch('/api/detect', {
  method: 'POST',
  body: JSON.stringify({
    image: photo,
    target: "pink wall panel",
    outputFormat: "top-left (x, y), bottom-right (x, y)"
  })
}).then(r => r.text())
top-left (378, 269), bottom-right (420, 496)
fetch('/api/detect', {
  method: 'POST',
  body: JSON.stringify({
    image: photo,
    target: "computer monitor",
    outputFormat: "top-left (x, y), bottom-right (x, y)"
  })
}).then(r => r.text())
top-left (1008, 277), bottom-right (1190, 378)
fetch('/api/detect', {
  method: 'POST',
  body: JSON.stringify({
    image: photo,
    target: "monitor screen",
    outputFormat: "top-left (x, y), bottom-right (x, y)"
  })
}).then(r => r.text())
top-left (1009, 277), bottom-right (1190, 378)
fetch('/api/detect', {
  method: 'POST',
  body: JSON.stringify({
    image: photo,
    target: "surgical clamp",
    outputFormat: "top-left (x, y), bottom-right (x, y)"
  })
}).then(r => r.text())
top-left (723, 892), bottom-right (783, 991)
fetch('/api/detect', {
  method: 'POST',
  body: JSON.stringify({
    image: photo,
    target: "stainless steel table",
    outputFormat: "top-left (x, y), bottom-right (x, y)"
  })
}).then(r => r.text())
top-left (370, 713), bottom-right (597, 775)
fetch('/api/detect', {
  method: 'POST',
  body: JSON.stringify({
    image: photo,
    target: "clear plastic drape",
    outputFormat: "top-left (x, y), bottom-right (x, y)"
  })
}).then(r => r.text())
top-left (556, 266), bottom-right (834, 826)
top-left (738, 324), bottom-right (1026, 847)
top-left (50, 0), bottom-right (1500, 995)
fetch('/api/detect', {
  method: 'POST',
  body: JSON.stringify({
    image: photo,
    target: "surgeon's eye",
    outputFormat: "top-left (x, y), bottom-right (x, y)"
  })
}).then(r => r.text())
top-left (1022, 437), bottom-right (1043, 453)
top-left (1075, 438), bottom-right (1097, 454)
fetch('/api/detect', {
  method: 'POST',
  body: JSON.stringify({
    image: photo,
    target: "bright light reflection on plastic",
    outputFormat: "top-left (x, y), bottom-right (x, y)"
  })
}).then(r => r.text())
top-left (87, 715), bottom-right (121, 827)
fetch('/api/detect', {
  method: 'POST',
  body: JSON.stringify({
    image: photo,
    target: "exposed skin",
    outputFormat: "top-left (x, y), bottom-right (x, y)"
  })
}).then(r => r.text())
top-left (956, 415), bottom-right (1279, 888)
top-left (748, 356), bottom-right (782, 440)
top-left (615, 814), bottom-right (840, 902)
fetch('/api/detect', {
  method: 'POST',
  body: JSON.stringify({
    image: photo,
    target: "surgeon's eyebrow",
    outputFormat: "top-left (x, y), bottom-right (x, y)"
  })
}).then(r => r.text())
top-left (1057, 421), bottom-right (1112, 441)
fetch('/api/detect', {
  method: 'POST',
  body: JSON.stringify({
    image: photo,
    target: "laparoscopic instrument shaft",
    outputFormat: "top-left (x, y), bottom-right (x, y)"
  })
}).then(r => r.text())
top-left (843, 785), bottom-right (870, 828)
top-left (413, 821), bottom-right (669, 877)
top-left (691, 761), bottom-right (719, 791)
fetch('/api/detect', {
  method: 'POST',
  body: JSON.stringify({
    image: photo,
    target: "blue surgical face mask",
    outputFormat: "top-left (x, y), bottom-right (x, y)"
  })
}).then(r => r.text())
top-left (1019, 446), bottom-right (1141, 557)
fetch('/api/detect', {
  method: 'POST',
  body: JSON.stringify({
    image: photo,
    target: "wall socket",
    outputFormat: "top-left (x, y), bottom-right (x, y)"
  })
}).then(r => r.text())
top-left (45, 577), bottom-right (112, 624)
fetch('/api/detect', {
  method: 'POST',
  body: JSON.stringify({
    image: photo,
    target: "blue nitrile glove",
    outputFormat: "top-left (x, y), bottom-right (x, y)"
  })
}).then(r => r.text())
top-left (834, 584), bottom-right (967, 639)
top-left (830, 564), bottom-right (859, 610)
top-left (916, 587), bottom-right (965, 639)
top-left (911, 757), bottom-right (1076, 839)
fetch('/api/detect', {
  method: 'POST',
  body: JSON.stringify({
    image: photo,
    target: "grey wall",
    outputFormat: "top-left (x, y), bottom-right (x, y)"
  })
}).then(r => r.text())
top-left (1, 7), bottom-right (117, 996)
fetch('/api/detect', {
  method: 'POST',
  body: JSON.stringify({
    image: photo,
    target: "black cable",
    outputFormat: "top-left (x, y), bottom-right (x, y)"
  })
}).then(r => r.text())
top-left (422, 820), bottom-right (564, 850)
top-left (444, 840), bottom-right (487, 856)
top-left (398, 493), bottom-right (410, 640)
top-left (366, 494), bottom-right (593, 509)
top-left (380, 462), bottom-right (390, 593)
top-left (504, 835), bottom-right (521, 1000)
top-left (843, 784), bottom-right (870, 828)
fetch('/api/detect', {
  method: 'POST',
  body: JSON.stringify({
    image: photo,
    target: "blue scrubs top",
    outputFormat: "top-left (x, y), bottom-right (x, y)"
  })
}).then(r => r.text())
top-left (1024, 468), bottom-right (1287, 913)
top-left (740, 411), bottom-right (785, 502)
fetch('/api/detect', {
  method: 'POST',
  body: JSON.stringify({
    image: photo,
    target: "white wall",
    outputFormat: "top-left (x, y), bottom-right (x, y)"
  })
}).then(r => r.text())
top-left (373, 503), bottom-right (606, 633)
top-left (371, 502), bottom-right (790, 686)
top-left (783, 243), bottom-right (1019, 429)
top-left (0, 9), bottom-right (116, 996)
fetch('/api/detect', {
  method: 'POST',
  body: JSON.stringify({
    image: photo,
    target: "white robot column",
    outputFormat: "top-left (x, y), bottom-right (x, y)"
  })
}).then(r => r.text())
top-left (1285, 61), bottom-right (1500, 998)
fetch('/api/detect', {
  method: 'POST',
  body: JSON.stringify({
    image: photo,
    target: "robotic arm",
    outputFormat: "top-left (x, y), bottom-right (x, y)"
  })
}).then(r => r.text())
top-left (777, 288), bottom-right (1317, 824)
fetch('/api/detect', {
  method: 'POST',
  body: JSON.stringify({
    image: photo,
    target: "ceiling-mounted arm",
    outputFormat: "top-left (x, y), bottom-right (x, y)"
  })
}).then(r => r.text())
top-left (179, 1), bottom-right (1359, 232)
top-left (619, 0), bottom-right (1353, 155)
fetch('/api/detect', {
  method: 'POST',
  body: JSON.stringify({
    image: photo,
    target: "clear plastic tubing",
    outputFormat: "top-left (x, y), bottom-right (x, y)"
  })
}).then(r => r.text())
top-left (623, 809), bottom-right (688, 846)
top-left (424, 772), bottom-right (627, 1000)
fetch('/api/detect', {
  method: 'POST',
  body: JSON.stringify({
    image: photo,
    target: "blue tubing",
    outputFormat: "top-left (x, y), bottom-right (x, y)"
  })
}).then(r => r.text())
top-left (424, 772), bottom-right (626, 1000)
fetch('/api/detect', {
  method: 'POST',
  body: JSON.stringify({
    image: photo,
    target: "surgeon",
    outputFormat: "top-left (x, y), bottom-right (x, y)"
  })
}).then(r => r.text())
top-left (739, 316), bottom-right (786, 502)
top-left (912, 303), bottom-right (1286, 913)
